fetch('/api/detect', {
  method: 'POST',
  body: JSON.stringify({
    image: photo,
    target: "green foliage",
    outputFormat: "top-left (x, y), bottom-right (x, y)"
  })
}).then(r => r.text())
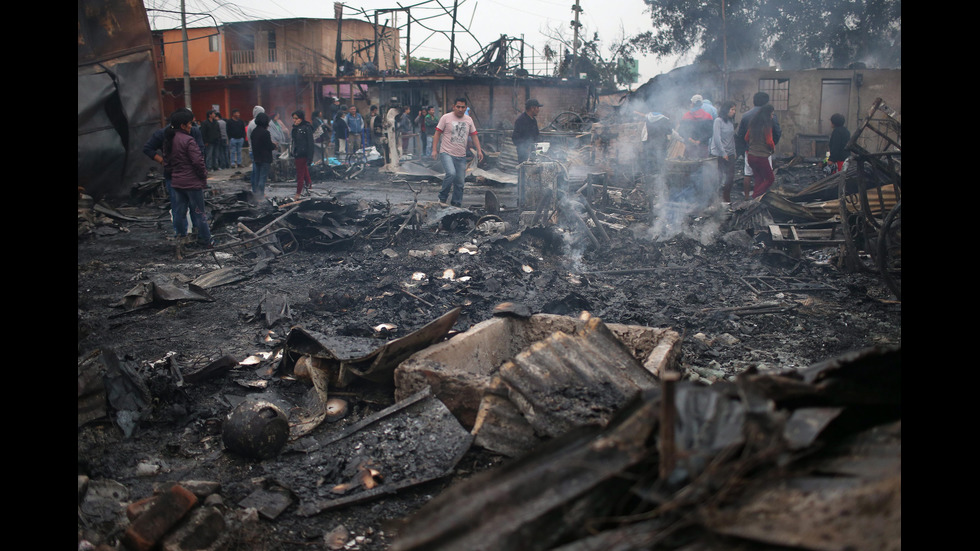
top-left (634, 0), bottom-right (901, 69)
top-left (408, 57), bottom-right (451, 73)
top-left (550, 31), bottom-right (639, 92)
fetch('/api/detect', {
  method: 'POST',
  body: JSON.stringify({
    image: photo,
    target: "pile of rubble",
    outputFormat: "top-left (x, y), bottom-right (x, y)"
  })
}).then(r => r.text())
top-left (79, 116), bottom-right (899, 549)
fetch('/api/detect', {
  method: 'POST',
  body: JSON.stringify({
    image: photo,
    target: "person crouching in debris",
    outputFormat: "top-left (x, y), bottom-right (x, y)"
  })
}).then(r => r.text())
top-left (513, 98), bottom-right (542, 165)
top-left (711, 101), bottom-right (738, 202)
top-left (164, 109), bottom-right (215, 248)
top-left (249, 112), bottom-right (275, 204)
top-left (290, 110), bottom-right (315, 200)
top-left (745, 104), bottom-right (776, 198)
top-left (432, 97), bottom-right (484, 207)
top-left (828, 113), bottom-right (850, 174)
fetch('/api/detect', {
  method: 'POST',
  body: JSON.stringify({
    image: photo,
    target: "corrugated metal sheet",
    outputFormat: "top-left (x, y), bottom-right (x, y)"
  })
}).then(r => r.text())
top-left (78, 0), bottom-right (163, 199)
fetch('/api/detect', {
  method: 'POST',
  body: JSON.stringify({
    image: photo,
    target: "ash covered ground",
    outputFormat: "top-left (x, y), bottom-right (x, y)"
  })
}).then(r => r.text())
top-left (77, 158), bottom-right (901, 550)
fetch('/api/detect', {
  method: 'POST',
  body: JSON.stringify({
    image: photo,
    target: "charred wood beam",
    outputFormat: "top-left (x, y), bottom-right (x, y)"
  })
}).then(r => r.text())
top-left (577, 192), bottom-right (610, 242)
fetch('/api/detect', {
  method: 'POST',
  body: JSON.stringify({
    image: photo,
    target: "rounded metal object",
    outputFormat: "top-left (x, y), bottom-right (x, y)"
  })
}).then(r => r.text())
top-left (222, 400), bottom-right (289, 459)
top-left (325, 398), bottom-right (349, 423)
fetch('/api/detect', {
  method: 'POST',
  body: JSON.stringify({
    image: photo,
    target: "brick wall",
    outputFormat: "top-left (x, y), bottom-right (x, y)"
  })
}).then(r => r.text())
top-left (441, 79), bottom-right (590, 131)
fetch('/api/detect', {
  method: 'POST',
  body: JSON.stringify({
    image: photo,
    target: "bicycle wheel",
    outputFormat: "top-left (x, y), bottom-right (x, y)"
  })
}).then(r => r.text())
top-left (344, 143), bottom-right (366, 178)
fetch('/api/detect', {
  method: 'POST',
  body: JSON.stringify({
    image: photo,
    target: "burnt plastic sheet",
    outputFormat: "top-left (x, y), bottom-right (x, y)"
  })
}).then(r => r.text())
top-left (115, 275), bottom-right (215, 309)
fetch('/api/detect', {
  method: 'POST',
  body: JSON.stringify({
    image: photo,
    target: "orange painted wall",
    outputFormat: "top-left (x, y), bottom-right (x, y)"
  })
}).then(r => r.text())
top-left (159, 28), bottom-right (223, 78)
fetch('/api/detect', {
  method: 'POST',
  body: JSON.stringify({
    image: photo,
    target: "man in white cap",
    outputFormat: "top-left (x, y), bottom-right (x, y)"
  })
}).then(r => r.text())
top-left (679, 94), bottom-right (714, 159)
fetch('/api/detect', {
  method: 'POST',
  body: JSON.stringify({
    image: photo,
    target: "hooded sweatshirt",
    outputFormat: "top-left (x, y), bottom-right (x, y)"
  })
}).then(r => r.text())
top-left (246, 106), bottom-right (265, 144)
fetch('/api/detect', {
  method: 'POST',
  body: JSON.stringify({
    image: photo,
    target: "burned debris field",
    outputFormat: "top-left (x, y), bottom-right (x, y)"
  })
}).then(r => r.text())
top-left (78, 132), bottom-right (901, 549)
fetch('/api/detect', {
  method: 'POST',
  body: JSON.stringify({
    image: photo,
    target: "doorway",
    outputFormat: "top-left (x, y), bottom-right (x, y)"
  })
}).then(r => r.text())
top-left (820, 79), bottom-right (851, 134)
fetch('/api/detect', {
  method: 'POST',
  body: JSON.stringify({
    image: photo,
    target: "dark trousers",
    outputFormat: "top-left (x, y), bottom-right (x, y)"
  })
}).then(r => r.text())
top-left (717, 156), bottom-right (736, 201)
top-left (295, 158), bottom-right (311, 194)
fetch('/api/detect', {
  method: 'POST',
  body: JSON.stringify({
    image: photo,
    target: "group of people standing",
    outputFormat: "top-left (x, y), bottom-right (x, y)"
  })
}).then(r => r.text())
top-left (640, 92), bottom-right (784, 202)
top-left (652, 91), bottom-right (849, 203)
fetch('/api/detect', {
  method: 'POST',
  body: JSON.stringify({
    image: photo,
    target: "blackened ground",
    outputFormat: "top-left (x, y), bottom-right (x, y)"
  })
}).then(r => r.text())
top-left (77, 162), bottom-right (900, 550)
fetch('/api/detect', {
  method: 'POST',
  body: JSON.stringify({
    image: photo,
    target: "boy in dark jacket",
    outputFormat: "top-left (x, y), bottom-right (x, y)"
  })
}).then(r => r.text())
top-left (290, 110), bottom-right (316, 200)
top-left (250, 112), bottom-right (275, 202)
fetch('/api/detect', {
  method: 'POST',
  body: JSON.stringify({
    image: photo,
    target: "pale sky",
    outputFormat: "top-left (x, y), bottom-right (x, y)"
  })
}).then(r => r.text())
top-left (143, 0), bottom-right (689, 86)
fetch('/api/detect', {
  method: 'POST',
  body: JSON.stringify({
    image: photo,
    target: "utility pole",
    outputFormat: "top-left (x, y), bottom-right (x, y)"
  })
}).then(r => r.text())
top-left (181, 0), bottom-right (191, 111)
top-left (374, 12), bottom-right (380, 66)
top-left (722, 0), bottom-right (728, 98)
top-left (571, 0), bottom-right (582, 77)
top-left (335, 2), bottom-right (344, 76)
top-left (449, 0), bottom-right (458, 72)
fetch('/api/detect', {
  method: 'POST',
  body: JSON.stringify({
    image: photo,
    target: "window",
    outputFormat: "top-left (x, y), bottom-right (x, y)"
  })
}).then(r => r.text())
top-left (241, 33), bottom-right (255, 52)
top-left (208, 34), bottom-right (219, 52)
top-left (267, 31), bottom-right (276, 62)
top-left (759, 79), bottom-right (789, 111)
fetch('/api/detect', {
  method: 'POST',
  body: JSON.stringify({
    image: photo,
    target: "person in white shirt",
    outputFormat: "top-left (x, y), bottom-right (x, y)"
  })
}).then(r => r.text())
top-left (431, 97), bottom-right (484, 206)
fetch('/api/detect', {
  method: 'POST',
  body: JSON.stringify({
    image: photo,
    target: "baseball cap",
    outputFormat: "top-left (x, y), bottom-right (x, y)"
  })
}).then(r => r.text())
top-left (525, 99), bottom-right (543, 109)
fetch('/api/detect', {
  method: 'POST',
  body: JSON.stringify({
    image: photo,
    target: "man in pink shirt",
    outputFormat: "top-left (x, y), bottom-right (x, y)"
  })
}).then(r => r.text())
top-left (431, 97), bottom-right (484, 206)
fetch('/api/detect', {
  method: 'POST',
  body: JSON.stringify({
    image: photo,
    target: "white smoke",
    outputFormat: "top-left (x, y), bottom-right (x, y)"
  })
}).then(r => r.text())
top-left (557, 193), bottom-right (588, 273)
top-left (644, 157), bottom-right (726, 245)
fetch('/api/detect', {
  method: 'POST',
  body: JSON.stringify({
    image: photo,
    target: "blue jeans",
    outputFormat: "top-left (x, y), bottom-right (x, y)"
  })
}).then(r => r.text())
top-left (439, 153), bottom-right (468, 205)
top-left (422, 135), bottom-right (433, 156)
top-left (251, 162), bottom-right (270, 199)
top-left (172, 187), bottom-right (212, 244)
top-left (164, 177), bottom-right (190, 236)
top-left (229, 138), bottom-right (244, 165)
